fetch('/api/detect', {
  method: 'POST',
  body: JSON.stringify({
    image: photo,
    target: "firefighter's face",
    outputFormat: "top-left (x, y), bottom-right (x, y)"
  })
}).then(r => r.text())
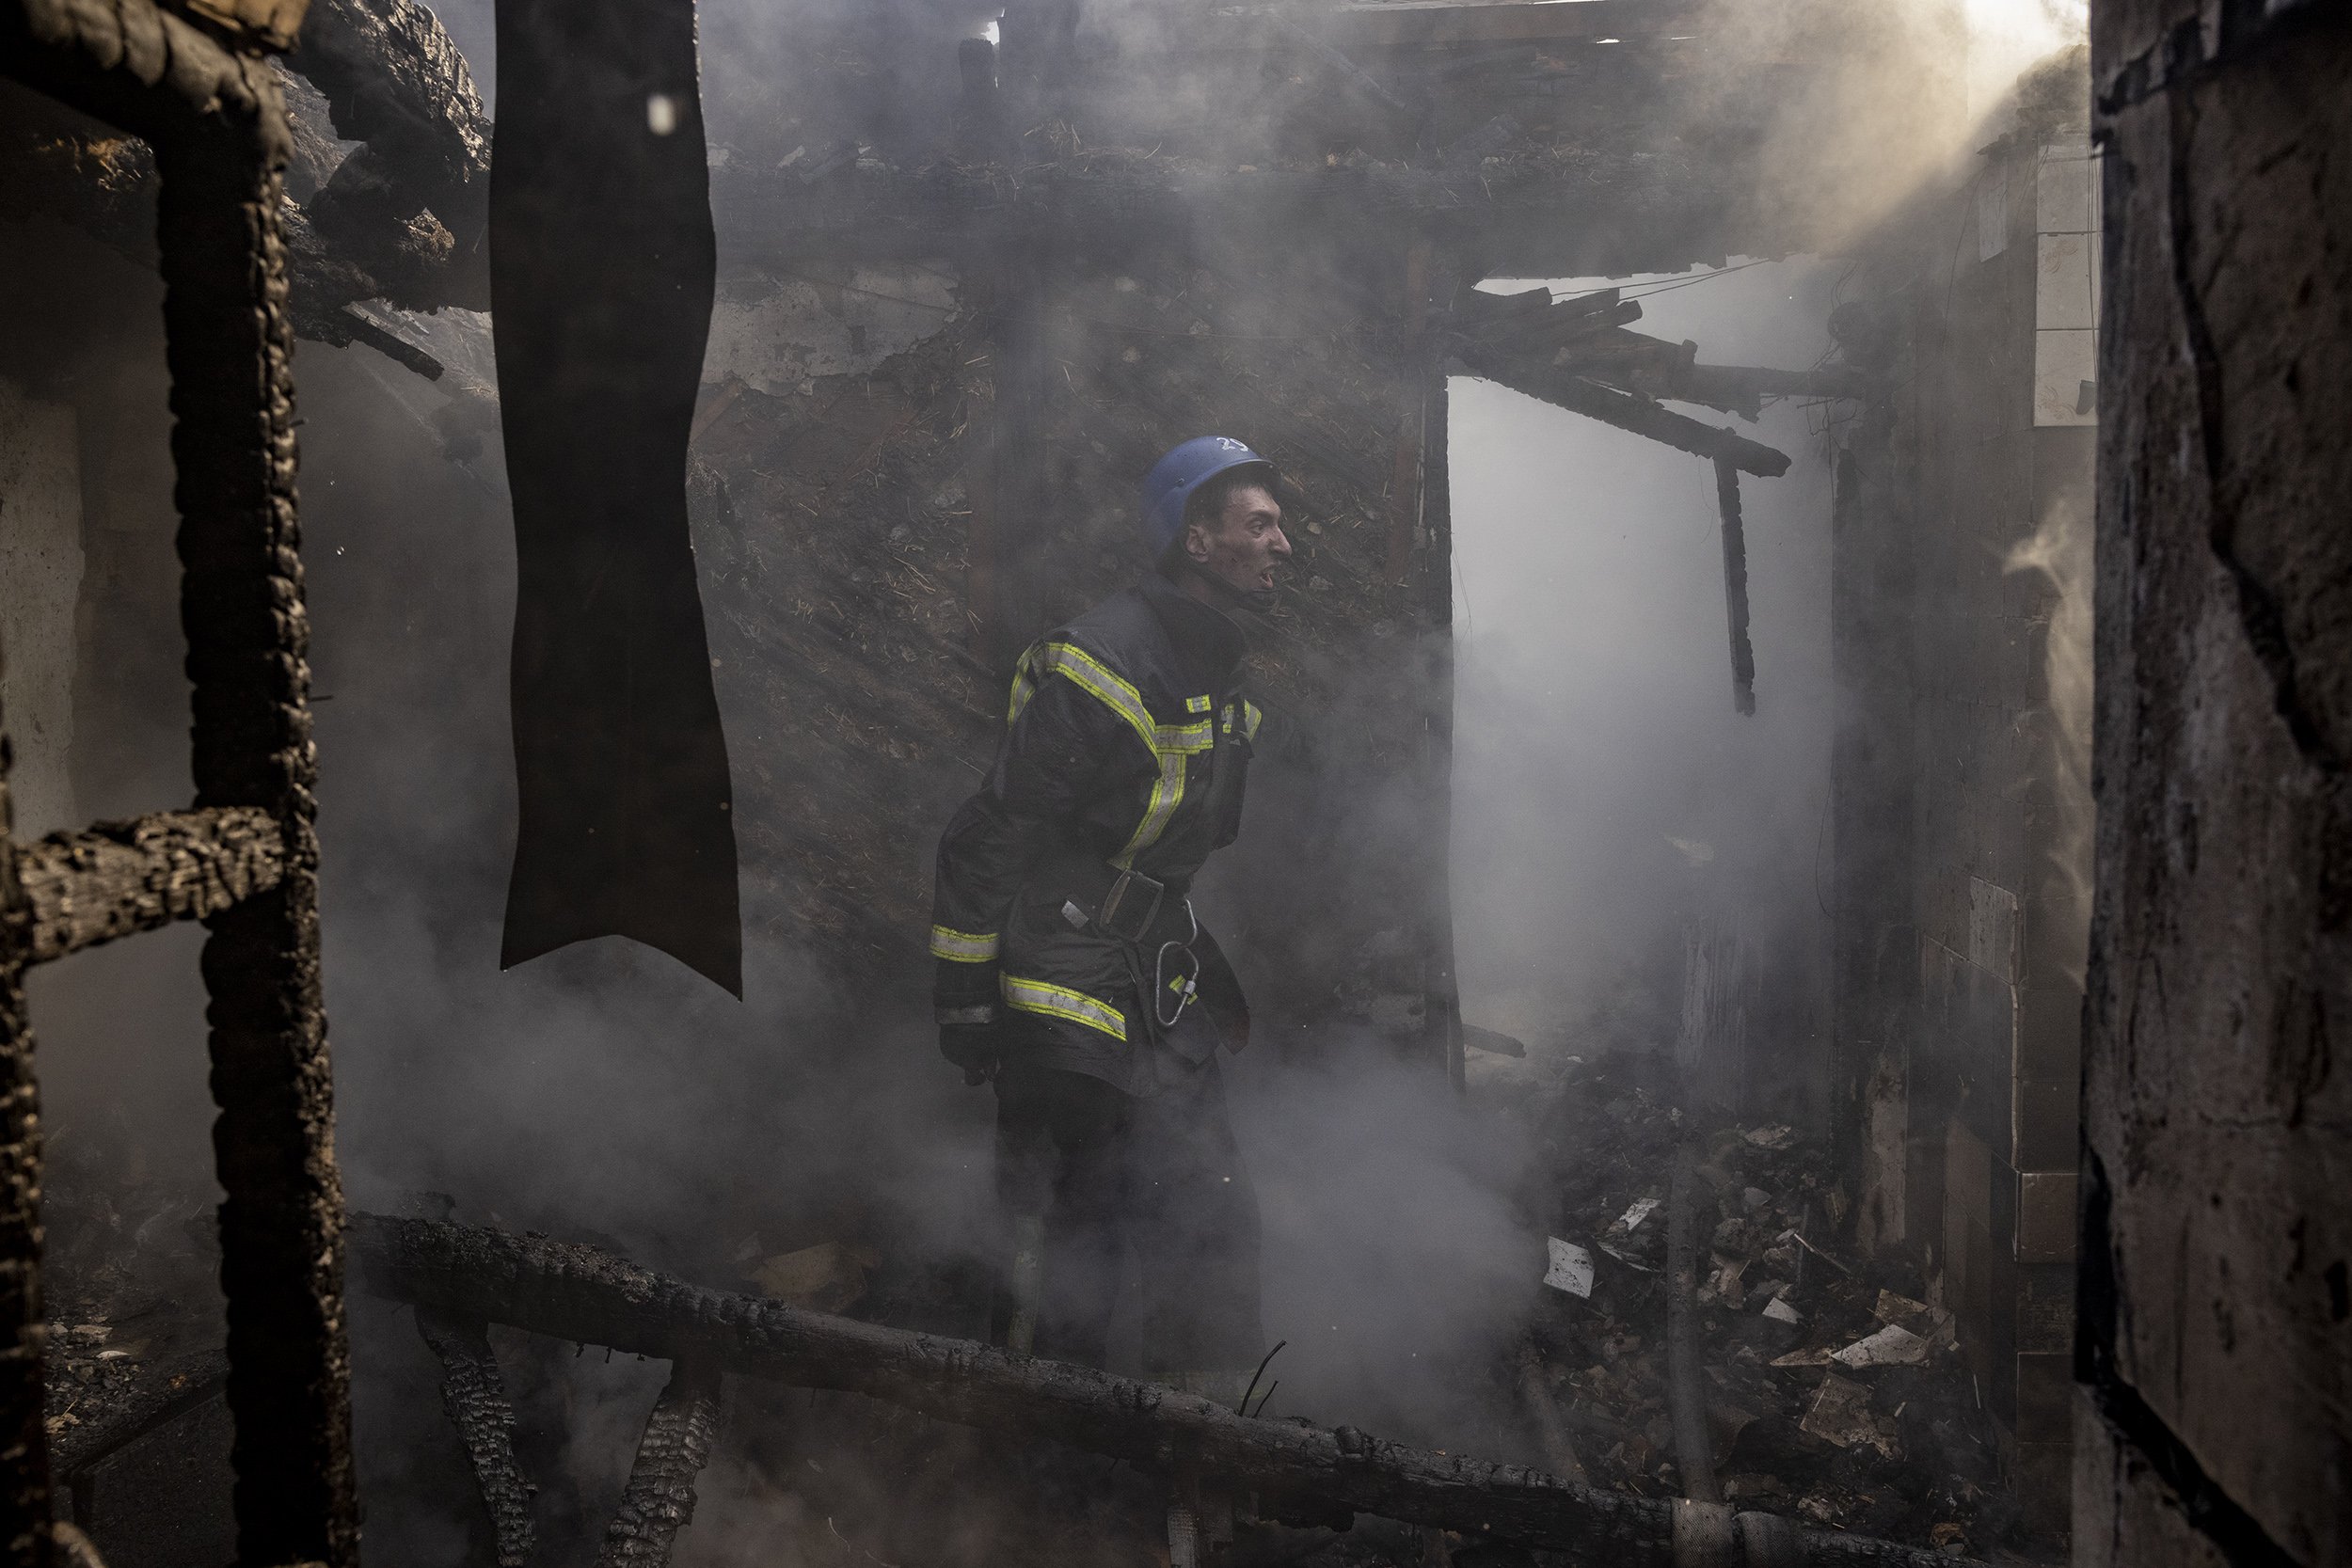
top-left (1184, 483), bottom-right (1292, 599)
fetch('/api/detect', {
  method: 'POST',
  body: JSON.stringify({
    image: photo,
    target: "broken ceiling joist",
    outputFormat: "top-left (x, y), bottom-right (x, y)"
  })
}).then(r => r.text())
top-left (289, 0), bottom-right (494, 309)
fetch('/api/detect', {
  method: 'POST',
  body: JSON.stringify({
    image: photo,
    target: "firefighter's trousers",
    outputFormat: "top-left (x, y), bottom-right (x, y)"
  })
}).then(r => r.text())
top-left (993, 1058), bottom-right (1263, 1381)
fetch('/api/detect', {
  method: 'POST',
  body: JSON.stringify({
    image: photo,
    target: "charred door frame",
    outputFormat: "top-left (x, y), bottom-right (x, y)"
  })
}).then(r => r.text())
top-left (1, 0), bottom-right (358, 1563)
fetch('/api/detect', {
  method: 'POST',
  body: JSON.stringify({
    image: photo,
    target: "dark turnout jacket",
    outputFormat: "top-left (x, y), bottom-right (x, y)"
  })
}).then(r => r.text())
top-left (930, 572), bottom-right (1263, 1092)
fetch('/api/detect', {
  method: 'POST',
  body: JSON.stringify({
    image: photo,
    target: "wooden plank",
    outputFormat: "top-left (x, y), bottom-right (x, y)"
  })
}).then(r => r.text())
top-left (596, 1363), bottom-right (723, 1568)
top-left (13, 808), bottom-right (283, 965)
top-left (349, 1212), bottom-right (1979, 1568)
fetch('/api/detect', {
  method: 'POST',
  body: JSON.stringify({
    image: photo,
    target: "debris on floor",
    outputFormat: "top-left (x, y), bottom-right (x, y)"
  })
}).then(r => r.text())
top-left (1505, 1051), bottom-right (2054, 1561)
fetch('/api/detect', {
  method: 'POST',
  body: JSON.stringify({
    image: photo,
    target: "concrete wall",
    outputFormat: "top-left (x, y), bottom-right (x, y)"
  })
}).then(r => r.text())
top-left (1832, 54), bottom-right (2098, 1534)
top-left (2076, 7), bottom-right (2352, 1566)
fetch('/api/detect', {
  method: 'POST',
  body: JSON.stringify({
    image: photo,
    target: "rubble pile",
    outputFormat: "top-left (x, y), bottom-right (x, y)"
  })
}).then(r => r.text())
top-left (37, 1137), bottom-right (227, 1481)
top-left (1509, 1053), bottom-right (2047, 1562)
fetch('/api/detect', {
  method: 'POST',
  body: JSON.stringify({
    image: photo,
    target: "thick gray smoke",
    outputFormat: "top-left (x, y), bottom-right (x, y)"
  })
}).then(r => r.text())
top-left (1, 0), bottom-right (2086, 1552)
top-left (1450, 261), bottom-right (1843, 1099)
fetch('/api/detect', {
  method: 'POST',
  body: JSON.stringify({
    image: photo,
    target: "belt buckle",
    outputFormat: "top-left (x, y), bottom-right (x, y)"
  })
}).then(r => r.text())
top-left (1097, 868), bottom-right (1165, 943)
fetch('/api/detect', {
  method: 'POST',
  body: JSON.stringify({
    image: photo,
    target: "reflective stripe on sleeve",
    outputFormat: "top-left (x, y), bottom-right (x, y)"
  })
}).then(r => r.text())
top-left (1022, 642), bottom-right (1157, 752)
top-left (1007, 667), bottom-right (1040, 725)
top-left (1113, 751), bottom-right (1187, 869)
top-left (1006, 645), bottom-right (1218, 865)
top-left (930, 926), bottom-right (1001, 962)
top-left (1000, 975), bottom-right (1129, 1041)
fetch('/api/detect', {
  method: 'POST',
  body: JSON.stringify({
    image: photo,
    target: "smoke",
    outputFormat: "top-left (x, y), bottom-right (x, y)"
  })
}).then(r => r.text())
top-left (1450, 259), bottom-right (1844, 1120)
top-left (3, 0), bottom-right (2100, 1552)
top-left (2002, 486), bottom-right (2094, 987)
top-left (1959, 0), bottom-right (2091, 119)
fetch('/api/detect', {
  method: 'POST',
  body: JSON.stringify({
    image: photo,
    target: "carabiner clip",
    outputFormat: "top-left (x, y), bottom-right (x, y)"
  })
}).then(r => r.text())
top-left (1153, 900), bottom-right (1202, 1029)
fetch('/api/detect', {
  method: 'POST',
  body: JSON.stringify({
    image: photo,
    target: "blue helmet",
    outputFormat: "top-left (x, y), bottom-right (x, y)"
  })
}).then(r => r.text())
top-left (1140, 436), bottom-right (1275, 559)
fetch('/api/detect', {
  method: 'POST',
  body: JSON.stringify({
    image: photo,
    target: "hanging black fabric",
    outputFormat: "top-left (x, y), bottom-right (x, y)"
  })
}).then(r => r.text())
top-left (490, 0), bottom-right (740, 994)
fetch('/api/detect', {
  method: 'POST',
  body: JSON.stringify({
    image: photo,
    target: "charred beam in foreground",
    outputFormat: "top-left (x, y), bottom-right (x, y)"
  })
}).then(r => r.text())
top-left (596, 1361), bottom-right (723, 1568)
top-left (414, 1311), bottom-right (535, 1568)
top-left (7, 0), bottom-right (361, 1560)
top-left (288, 0), bottom-right (493, 310)
top-left (156, 60), bottom-right (359, 1565)
top-left (350, 1214), bottom-right (1972, 1568)
top-left (13, 808), bottom-right (283, 965)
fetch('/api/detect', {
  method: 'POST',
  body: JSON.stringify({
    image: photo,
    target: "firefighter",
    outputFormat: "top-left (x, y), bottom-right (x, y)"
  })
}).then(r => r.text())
top-left (929, 436), bottom-right (1291, 1400)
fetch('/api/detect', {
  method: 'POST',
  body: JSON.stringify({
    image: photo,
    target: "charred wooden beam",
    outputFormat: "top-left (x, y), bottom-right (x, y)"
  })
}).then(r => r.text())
top-left (1714, 456), bottom-right (1757, 715)
top-left (1552, 325), bottom-right (1692, 378)
top-left (153, 72), bottom-right (358, 1568)
top-left (350, 1213), bottom-right (1974, 1568)
top-left (13, 808), bottom-right (283, 965)
top-left (288, 0), bottom-right (492, 309)
top-left (415, 1311), bottom-right (535, 1568)
top-left (5, 4), bottom-right (363, 1561)
top-left (596, 1361), bottom-right (723, 1568)
top-left (1457, 347), bottom-right (1791, 477)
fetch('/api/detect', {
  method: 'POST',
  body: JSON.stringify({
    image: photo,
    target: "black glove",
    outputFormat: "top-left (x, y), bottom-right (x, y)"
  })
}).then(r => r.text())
top-left (939, 1020), bottom-right (1001, 1086)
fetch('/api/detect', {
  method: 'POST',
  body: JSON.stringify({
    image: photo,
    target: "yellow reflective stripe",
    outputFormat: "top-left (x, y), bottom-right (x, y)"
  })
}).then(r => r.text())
top-left (1242, 700), bottom-right (1263, 741)
top-left (930, 926), bottom-right (1000, 962)
top-left (1155, 719), bottom-right (1214, 754)
top-left (1112, 750), bottom-right (1186, 869)
top-left (1027, 642), bottom-right (1156, 753)
top-left (1001, 975), bottom-right (1128, 1041)
top-left (1009, 648), bottom-right (1215, 860)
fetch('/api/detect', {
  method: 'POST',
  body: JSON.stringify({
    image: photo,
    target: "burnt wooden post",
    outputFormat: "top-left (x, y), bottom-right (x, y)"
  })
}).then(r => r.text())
top-left (596, 1361), bottom-right (723, 1568)
top-left (1, 1), bottom-right (358, 1561)
top-left (157, 92), bottom-right (357, 1568)
top-left (1713, 456), bottom-right (1757, 716)
top-left (414, 1312), bottom-right (535, 1567)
